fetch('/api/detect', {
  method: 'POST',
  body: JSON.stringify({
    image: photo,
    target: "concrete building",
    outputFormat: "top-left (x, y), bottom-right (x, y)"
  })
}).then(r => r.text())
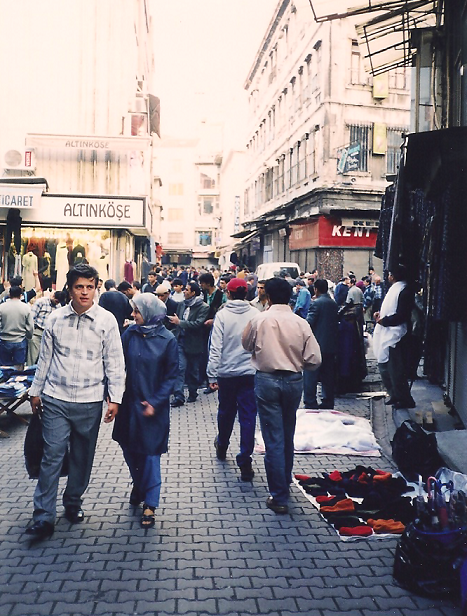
top-left (156, 123), bottom-right (223, 270)
top-left (0, 0), bottom-right (159, 288)
top-left (236, 0), bottom-right (411, 280)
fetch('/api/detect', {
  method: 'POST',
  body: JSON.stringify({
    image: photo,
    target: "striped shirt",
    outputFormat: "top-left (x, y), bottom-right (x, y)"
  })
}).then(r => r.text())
top-left (29, 302), bottom-right (125, 404)
top-left (31, 297), bottom-right (59, 330)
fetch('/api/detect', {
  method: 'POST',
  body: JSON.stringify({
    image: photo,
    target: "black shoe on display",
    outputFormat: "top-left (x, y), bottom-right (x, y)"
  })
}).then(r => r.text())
top-left (25, 520), bottom-right (54, 541)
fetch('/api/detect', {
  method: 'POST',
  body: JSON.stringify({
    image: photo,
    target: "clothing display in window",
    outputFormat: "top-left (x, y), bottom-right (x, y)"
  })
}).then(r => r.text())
top-left (14, 254), bottom-right (22, 278)
top-left (124, 260), bottom-right (135, 284)
top-left (72, 244), bottom-right (86, 266)
top-left (55, 242), bottom-right (69, 291)
top-left (6, 209), bottom-right (22, 254)
top-left (96, 254), bottom-right (109, 281)
top-left (22, 251), bottom-right (38, 291)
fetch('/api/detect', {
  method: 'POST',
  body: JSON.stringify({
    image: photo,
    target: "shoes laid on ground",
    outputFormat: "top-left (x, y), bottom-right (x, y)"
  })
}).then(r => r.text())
top-left (171, 398), bottom-right (185, 407)
top-left (187, 394), bottom-right (198, 403)
top-left (239, 463), bottom-right (254, 482)
top-left (214, 435), bottom-right (227, 461)
top-left (266, 496), bottom-right (288, 515)
top-left (129, 487), bottom-right (142, 506)
top-left (203, 387), bottom-right (215, 394)
top-left (64, 506), bottom-right (84, 524)
top-left (25, 520), bottom-right (54, 541)
top-left (384, 397), bottom-right (398, 406)
top-left (393, 398), bottom-right (416, 410)
top-left (141, 504), bottom-right (155, 528)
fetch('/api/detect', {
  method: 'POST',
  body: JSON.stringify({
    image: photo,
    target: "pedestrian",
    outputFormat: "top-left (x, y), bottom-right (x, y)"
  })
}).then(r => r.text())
top-left (304, 279), bottom-right (339, 409)
top-left (207, 278), bottom-right (258, 482)
top-left (198, 272), bottom-right (224, 394)
top-left (168, 282), bottom-right (209, 406)
top-left (250, 280), bottom-right (268, 312)
top-left (171, 278), bottom-right (185, 302)
top-left (142, 271), bottom-right (158, 293)
top-left (155, 284), bottom-right (178, 330)
top-left (242, 277), bottom-right (321, 514)
top-left (373, 264), bottom-right (416, 409)
top-left (112, 293), bottom-right (178, 528)
top-left (27, 290), bottom-right (66, 366)
top-left (0, 285), bottom-right (34, 367)
top-left (25, 264), bottom-right (125, 541)
top-left (293, 278), bottom-right (311, 318)
top-left (99, 279), bottom-right (133, 334)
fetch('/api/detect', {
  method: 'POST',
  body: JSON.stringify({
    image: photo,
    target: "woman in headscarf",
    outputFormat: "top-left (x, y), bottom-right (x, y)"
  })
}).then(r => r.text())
top-left (113, 293), bottom-right (178, 528)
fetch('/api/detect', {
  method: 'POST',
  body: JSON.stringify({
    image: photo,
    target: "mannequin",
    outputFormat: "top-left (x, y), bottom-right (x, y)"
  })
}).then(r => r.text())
top-left (56, 241), bottom-right (69, 291)
top-left (124, 260), bottom-right (135, 284)
top-left (22, 251), bottom-right (38, 291)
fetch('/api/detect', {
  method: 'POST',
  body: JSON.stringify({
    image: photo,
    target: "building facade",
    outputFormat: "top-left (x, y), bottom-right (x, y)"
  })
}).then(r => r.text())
top-left (238, 0), bottom-right (411, 279)
top-left (0, 0), bottom-right (159, 288)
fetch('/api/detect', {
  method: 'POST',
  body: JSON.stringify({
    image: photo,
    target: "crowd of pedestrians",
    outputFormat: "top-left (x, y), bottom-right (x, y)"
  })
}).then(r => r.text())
top-left (2, 259), bottom-right (416, 541)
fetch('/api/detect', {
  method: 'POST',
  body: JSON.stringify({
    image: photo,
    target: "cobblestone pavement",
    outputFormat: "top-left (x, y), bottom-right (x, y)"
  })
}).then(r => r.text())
top-left (0, 387), bottom-right (459, 616)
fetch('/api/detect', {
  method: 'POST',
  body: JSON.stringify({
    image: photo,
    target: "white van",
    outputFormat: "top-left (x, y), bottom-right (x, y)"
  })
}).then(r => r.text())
top-left (255, 262), bottom-right (301, 281)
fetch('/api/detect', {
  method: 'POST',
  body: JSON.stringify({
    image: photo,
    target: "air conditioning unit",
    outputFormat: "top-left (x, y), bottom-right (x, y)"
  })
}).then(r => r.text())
top-left (1, 148), bottom-right (36, 171)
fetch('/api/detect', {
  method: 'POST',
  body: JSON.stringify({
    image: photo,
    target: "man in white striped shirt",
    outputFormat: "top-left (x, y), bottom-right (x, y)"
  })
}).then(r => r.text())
top-left (25, 264), bottom-right (125, 541)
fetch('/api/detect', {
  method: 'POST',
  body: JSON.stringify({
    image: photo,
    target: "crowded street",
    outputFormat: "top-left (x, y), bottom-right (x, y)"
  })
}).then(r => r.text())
top-left (0, 371), bottom-right (458, 616)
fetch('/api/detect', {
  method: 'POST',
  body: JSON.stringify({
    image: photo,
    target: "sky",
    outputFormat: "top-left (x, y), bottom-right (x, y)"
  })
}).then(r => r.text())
top-left (151, 0), bottom-right (275, 142)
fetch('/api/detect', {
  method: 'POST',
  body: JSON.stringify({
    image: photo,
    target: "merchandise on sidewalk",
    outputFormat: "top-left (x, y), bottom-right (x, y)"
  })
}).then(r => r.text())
top-left (255, 409), bottom-right (380, 456)
top-left (294, 465), bottom-right (416, 541)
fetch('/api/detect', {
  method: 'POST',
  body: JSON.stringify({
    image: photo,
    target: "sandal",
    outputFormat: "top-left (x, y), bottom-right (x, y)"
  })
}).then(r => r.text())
top-left (141, 504), bottom-right (155, 528)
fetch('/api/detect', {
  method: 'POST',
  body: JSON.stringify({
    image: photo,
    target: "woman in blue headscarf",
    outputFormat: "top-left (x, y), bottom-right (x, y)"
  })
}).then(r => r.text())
top-left (113, 293), bottom-right (178, 528)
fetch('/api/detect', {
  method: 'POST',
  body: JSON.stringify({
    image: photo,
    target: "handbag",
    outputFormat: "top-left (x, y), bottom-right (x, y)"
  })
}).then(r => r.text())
top-left (24, 413), bottom-right (69, 479)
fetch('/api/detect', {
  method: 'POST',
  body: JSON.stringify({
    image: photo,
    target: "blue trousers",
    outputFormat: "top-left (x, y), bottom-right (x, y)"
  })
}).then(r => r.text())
top-left (254, 371), bottom-right (303, 505)
top-left (122, 448), bottom-right (162, 509)
top-left (173, 343), bottom-right (200, 401)
top-left (217, 375), bottom-right (257, 467)
top-left (33, 395), bottom-right (102, 524)
top-left (0, 338), bottom-right (27, 366)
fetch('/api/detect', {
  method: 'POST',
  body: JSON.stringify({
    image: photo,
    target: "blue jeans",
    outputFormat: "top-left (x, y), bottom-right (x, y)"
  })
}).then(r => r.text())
top-left (254, 371), bottom-right (303, 505)
top-left (122, 448), bottom-right (162, 508)
top-left (303, 353), bottom-right (336, 408)
top-left (172, 343), bottom-right (200, 401)
top-left (0, 338), bottom-right (27, 365)
top-left (217, 375), bottom-right (257, 467)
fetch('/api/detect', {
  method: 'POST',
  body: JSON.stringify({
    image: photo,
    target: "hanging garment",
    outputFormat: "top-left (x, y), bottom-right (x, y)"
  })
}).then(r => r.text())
top-left (55, 243), bottom-right (69, 291)
top-left (14, 254), bottom-right (22, 277)
top-left (22, 251), bottom-right (38, 291)
top-left (124, 261), bottom-right (135, 284)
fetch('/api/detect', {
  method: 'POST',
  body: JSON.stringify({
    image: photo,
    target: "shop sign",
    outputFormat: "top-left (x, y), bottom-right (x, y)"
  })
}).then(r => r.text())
top-left (0, 185), bottom-right (43, 208)
top-left (26, 133), bottom-right (151, 151)
top-left (21, 194), bottom-right (145, 228)
top-left (319, 216), bottom-right (377, 247)
top-left (289, 221), bottom-right (319, 250)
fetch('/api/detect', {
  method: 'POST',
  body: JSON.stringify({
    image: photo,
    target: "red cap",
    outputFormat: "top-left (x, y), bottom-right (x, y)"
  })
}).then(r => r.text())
top-left (226, 278), bottom-right (248, 292)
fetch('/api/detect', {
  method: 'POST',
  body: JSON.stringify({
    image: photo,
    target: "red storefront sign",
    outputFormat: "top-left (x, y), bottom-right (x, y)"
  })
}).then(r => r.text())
top-left (290, 216), bottom-right (377, 249)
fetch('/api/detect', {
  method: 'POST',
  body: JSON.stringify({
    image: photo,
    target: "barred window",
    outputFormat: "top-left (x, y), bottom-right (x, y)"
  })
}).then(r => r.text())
top-left (387, 129), bottom-right (405, 174)
top-left (348, 124), bottom-right (371, 172)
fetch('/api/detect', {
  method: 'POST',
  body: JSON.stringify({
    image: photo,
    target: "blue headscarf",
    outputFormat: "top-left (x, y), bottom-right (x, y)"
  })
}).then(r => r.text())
top-left (131, 293), bottom-right (166, 332)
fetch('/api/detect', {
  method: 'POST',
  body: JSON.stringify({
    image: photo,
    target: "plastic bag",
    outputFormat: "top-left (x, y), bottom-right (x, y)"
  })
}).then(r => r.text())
top-left (391, 419), bottom-right (444, 481)
top-left (394, 522), bottom-right (467, 598)
top-left (24, 413), bottom-right (69, 479)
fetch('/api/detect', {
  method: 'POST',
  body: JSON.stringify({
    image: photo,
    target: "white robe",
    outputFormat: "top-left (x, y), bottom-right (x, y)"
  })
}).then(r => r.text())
top-left (372, 281), bottom-right (407, 364)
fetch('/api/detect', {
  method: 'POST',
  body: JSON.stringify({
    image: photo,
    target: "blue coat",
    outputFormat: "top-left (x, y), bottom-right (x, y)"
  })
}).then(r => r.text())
top-left (112, 322), bottom-right (178, 456)
top-left (306, 294), bottom-right (339, 355)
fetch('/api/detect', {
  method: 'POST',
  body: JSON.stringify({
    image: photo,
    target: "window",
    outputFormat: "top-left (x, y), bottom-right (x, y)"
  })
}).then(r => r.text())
top-left (168, 208), bottom-right (183, 221)
top-left (276, 156), bottom-right (285, 195)
top-left (290, 144), bottom-right (299, 186)
top-left (199, 165), bottom-right (217, 190)
top-left (298, 139), bottom-right (307, 181)
top-left (197, 230), bottom-right (212, 247)
top-left (389, 67), bottom-right (407, 90)
top-left (308, 132), bottom-right (316, 175)
top-left (131, 113), bottom-right (147, 136)
top-left (387, 129), bottom-right (405, 174)
top-left (168, 232), bottom-right (184, 244)
top-left (348, 124), bottom-right (371, 172)
top-left (349, 40), bottom-right (370, 86)
top-left (198, 196), bottom-right (217, 216)
top-left (265, 168), bottom-right (274, 202)
top-left (168, 183), bottom-right (184, 196)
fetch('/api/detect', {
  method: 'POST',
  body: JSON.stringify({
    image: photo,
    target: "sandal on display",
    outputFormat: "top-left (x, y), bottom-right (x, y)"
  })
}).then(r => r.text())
top-left (141, 504), bottom-right (156, 528)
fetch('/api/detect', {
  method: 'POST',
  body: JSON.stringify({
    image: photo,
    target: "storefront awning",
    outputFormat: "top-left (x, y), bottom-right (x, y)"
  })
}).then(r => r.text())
top-left (231, 229), bottom-right (258, 241)
top-left (308, 0), bottom-right (439, 74)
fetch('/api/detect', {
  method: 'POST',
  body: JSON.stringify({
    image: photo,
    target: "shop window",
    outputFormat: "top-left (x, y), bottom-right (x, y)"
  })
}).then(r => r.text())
top-left (197, 231), bottom-right (212, 247)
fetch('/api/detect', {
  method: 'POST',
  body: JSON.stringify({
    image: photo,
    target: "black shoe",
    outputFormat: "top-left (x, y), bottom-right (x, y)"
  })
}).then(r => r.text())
top-left (318, 403), bottom-right (334, 409)
top-left (129, 487), bottom-right (142, 506)
top-left (304, 402), bottom-right (319, 409)
top-left (214, 436), bottom-right (227, 461)
top-left (64, 506), bottom-right (84, 524)
top-left (266, 497), bottom-right (288, 514)
top-left (384, 397), bottom-right (398, 406)
top-left (25, 520), bottom-right (54, 541)
top-left (203, 387), bottom-right (215, 394)
top-left (171, 398), bottom-right (185, 407)
top-left (187, 394), bottom-right (198, 403)
top-left (239, 463), bottom-right (254, 482)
